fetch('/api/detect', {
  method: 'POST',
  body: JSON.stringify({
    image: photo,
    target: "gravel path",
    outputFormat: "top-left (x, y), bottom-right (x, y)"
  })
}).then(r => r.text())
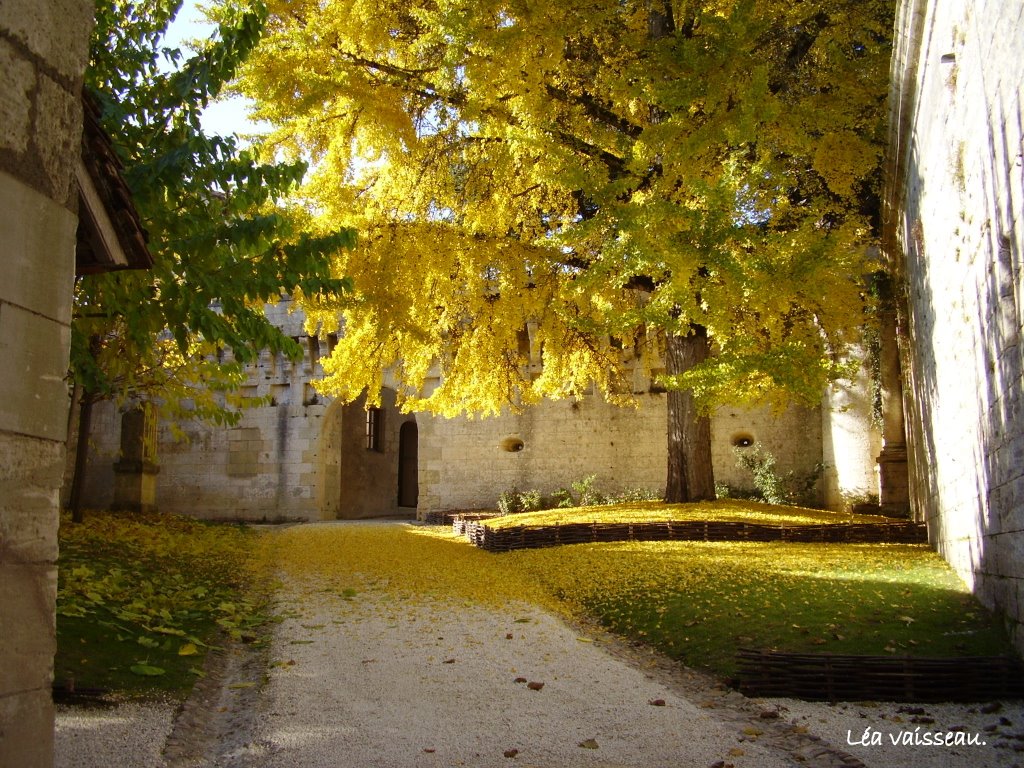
top-left (219, 591), bottom-right (797, 768)
top-left (56, 523), bottom-right (1024, 768)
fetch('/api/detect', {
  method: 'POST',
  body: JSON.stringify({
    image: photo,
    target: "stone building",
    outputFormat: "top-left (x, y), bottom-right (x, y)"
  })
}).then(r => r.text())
top-left (885, 0), bottom-right (1024, 647)
top-left (1, 4), bottom-right (92, 764)
top-left (70, 299), bottom-right (884, 522)
top-left (0, 0), bottom-right (161, 763)
top-left (0, 0), bottom-right (1019, 765)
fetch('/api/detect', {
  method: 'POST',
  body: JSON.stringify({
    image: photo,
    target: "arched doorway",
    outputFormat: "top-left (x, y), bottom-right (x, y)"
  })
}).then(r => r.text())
top-left (397, 421), bottom-right (419, 508)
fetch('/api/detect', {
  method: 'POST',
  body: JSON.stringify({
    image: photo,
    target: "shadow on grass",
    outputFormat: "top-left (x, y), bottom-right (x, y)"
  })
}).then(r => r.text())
top-left (499, 540), bottom-right (1015, 678)
top-left (261, 524), bottom-right (1018, 682)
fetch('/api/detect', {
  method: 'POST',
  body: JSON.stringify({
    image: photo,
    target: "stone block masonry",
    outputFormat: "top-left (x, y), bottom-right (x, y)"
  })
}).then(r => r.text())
top-left (70, 289), bottom-right (885, 523)
top-left (0, 2), bottom-right (93, 765)
top-left (888, 0), bottom-right (1024, 649)
top-left (72, 323), bottom-right (857, 522)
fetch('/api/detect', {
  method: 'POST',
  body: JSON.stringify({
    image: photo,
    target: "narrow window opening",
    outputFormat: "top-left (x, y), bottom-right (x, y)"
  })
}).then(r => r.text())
top-left (366, 407), bottom-right (383, 451)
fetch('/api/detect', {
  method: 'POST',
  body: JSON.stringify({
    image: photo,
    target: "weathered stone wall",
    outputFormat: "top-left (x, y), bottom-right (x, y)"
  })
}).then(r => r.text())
top-left (821, 354), bottom-right (885, 511)
top-left (888, 0), bottom-right (1024, 645)
top-left (71, 298), bottom-right (851, 521)
top-left (74, 399), bottom-right (334, 521)
top-left (71, 302), bottom-right (417, 521)
top-left (0, 1), bottom-right (92, 765)
top-left (417, 394), bottom-right (668, 512)
top-left (418, 394), bottom-right (831, 514)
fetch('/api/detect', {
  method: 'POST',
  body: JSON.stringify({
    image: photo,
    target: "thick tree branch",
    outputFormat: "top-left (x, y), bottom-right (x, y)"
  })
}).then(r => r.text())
top-left (544, 84), bottom-right (644, 140)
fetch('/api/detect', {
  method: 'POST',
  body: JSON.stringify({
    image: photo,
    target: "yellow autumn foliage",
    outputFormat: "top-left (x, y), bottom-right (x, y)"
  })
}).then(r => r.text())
top-left (239, 0), bottom-right (895, 417)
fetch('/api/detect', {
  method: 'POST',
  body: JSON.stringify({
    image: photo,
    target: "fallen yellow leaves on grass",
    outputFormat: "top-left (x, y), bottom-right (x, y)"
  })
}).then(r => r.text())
top-left (258, 518), bottom-right (1009, 677)
top-left (59, 512), bottom-right (267, 645)
top-left (482, 499), bottom-right (892, 530)
top-left (260, 523), bottom-right (560, 612)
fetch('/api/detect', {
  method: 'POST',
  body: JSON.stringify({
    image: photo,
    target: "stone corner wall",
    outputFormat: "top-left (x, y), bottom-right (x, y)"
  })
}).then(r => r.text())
top-left (820, 355), bottom-right (885, 512)
top-left (889, 0), bottom-right (1024, 647)
top-left (0, 1), bottom-right (94, 766)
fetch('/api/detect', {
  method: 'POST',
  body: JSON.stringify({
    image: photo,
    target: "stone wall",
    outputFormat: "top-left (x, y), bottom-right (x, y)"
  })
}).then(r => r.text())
top-left (888, 0), bottom-right (1024, 645)
top-left (0, 1), bottom-right (92, 765)
top-left (69, 300), bottom-right (420, 521)
top-left (71, 319), bottom-right (852, 521)
top-left (418, 393), bottom-right (833, 514)
top-left (67, 295), bottom-right (882, 523)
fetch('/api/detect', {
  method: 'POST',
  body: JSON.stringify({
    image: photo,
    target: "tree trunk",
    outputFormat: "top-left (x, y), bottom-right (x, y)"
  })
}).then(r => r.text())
top-left (67, 390), bottom-right (95, 524)
top-left (664, 326), bottom-right (716, 503)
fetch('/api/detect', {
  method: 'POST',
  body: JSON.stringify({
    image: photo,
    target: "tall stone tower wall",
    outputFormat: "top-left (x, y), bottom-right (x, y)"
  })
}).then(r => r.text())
top-left (888, 0), bottom-right (1024, 645)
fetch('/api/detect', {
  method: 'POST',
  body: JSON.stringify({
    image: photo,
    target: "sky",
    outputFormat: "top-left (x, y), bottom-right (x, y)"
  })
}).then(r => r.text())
top-left (163, 1), bottom-right (266, 138)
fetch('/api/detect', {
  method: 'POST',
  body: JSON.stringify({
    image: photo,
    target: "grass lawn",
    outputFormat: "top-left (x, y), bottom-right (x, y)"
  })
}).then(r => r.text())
top-left (56, 504), bottom-right (1016, 698)
top-left (269, 513), bottom-right (1016, 681)
top-left (469, 502), bottom-right (1010, 676)
top-left (56, 511), bottom-right (269, 698)
top-left (501, 539), bottom-right (1012, 677)
top-left (482, 498), bottom-right (898, 530)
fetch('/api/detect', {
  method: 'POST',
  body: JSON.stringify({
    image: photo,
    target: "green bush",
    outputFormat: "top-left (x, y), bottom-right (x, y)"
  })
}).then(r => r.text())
top-left (734, 447), bottom-right (823, 507)
top-left (550, 488), bottom-right (575, 508)
top-left (500, 477), bottom-right (661, 514)
top-left (519, 489), bottom-right (544, 512)
top-left (609, 487), bottom-right (662, 503)
top-left (498, 488), bottom-right (544, 515)
top-left (571, 475), bottom-right (606, 506)
top-left (497, 489), bottom-right (524, 515)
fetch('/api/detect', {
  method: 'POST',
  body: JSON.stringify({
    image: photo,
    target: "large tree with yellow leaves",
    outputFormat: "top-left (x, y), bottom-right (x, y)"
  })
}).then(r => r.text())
top-left (239, 0), bottom-right (892, 502)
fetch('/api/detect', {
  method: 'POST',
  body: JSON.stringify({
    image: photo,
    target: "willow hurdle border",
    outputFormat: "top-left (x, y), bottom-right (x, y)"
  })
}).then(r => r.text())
top-left (458, 519), bottom-right (928, 552)
top-left (735, 649), bottom-right (1024, 702)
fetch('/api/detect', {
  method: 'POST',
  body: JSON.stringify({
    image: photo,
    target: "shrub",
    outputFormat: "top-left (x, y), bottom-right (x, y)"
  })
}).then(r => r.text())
top-left (497, 489), bottom-right (524, 515)
top-left (519, 489), bottom-right (544, 512)
top-left (734, 447), bottom-right (824, 507)
top-left (550, 488), bottom-right (575, 508)
top-left (501, 478), bottom-right (659, 513)
top-left (571, 474), bottom-right (606, 506)
top-left (609, 487), bottom-right (662, 503)
top-left (498, 488), bottom-right (544, 515)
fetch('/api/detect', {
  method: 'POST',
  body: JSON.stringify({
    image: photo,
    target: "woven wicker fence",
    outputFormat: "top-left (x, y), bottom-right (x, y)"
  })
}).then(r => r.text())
top-left (462, 520), bottom-right (928, 552)
top-left (422, 510), bottom-right (504, 527)
top-left (736, 649), bottom-right (1024, 702)
top-left (450, 512), bottom-right (502, 536)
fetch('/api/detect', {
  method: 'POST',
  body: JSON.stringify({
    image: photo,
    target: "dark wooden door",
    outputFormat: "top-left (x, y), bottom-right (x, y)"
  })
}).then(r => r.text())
top-left (397, 421), bottom-right (418, 507)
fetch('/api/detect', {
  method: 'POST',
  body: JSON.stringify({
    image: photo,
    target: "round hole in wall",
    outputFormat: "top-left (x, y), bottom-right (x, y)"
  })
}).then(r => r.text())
top-left (500, 437), bottom-right (525, 453)
top-left (731, 432), bottom-right (755, 448)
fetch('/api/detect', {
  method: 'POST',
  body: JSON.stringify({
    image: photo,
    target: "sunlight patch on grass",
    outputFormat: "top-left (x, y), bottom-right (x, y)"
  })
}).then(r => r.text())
top-left (262, 521), bottom-right (1014, 680)
top-left (501, 540), bottom-right (1010, 675)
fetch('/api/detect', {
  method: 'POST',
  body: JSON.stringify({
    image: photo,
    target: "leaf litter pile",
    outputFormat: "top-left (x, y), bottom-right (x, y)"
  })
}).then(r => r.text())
top-left (265, 517), bottom-right (1014, 679)
top-left (482, 498), bottom-right (892, 530)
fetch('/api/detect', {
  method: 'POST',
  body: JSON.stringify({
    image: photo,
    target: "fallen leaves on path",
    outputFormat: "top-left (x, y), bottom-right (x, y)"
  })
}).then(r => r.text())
top-left (260, 524), bottom-right (558, 612)
top-left (257, 521), bottom-right (1004, 678)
